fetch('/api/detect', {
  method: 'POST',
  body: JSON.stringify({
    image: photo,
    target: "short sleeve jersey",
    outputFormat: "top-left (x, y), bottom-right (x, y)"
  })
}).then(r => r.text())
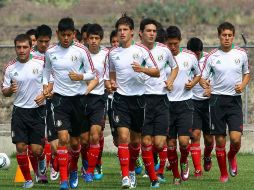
top-left (2, 55), bottom-right (45, 108)
top-left (202, 46), bottom-right (249, 96)
top-left (166, 49), bottom-right (200, 101)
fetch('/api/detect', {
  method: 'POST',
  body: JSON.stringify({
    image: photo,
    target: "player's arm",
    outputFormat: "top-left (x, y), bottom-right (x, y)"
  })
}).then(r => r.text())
top-left (43, 52), bottom-right (53, 97)
top-left (235, 54), bottom-right (250, 93)
top-left (199, 57), bottom-right (211, 89)
top-left (185, 57), bottom-right (201, 90)
top-left (165, 50), bottom-right (178, 91)
top-left (1, 66), bottom-right (18, 97)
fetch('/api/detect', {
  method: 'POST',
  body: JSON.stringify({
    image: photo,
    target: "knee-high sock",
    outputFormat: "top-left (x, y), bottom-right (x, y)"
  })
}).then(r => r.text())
top-left (68, 145), bottom-right (81, 172)
top-left (129, 144), bottom-right (140, 172)
top-left (28, 146), bottom-right (38, 176)
top-left (57, 146), bottom-right (68, 182)
top-left (167, 146), bottom-right (180, 178)
top-left (156, 146), bottom-right (167, 175)
top-left (97, 134), bottom-right (104, 165)
top-left (180, 145), bottom-right (190, 164)
top-left (118, 144), bottom-right (129, 177)
top-left (142, 145), bottom-right (157, 181)
top-left (87, 144), bottom-right (100, 174)
top-left (190, 143), bottom-right (202, 171)
top-left (216, 145), bottom-right (228, 177)
top-left (17, 152), bottom-right (32, 181)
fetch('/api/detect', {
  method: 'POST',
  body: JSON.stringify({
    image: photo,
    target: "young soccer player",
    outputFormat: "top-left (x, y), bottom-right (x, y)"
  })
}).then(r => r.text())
top-left (43, 17), bottom-right (96, 190)
top-left (166, 26), bottom-right (201, 185)
top-left (187, 37), bottom-right (214, 177)
top-left (2, 34), bottom-right (47, 188)
top-left (200, 22), bottom-right (250, 182)
top-left (139, 18), bottom-right (178, 188)
top-left (105, 14), bottom-right (159, 189)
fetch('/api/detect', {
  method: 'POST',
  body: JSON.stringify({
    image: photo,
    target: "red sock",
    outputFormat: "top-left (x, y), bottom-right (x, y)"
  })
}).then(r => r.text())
top-left (204, 144), bottom-right (214, 158)
top-left (68, 145), bottom-right (81, 172)
top-left (81, 144), bottom-right (88, 163)
top-left (167, 146), bottom-right (180, 178)
top-left (16, 152), bottom-right (32, 181)
top-left (87, 144), bottom-right (100, 174)
top-left (51, 154), bottom-right (58, 172)
top-left (142, 145), bottom-right (157, 181)
top-left (28, 146), bottom-right (38, 176)
top-left (57, 146), bottom-right (69, 182)
top-left (118, 144), bottom-right (129, 177)
top-left (215, 145), bottom-right (228, 177)
top-left (44, 142), bottom-right (51, 168)
top-left (228, 144), bottom-right (240, 160)
top-left (157, 146), bottom-right (167, 175)
top-left (129, 144), bottom-right (140, 172)
top-left (180, 145), bottom-right (190, 164)
top-left (97, 134), bottom-right (104, 165)
top-left (190, 143), bottom-right (202, 171)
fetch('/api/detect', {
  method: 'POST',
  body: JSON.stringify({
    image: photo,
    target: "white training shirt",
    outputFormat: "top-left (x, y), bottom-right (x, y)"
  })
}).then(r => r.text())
top-left (109, 42), bottom-right (158, 96)
top-left (145, 42), bottom-right (177, 95)
top-left (89, 46), bottom-right (108, 95)
top-left (2, 55), bottom-right (45, 108)
top-left (192, 51), bottom-right (209, 100)
top-left (166, 49), bottom-right (200, 101)
top-left (202, 46), bottom-right (249, 96)
top-left (43, 42), bottom-right (95, 96)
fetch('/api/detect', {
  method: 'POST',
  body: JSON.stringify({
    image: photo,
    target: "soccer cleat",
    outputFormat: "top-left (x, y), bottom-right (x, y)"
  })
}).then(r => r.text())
top-left (203, 156), bottom-right (212, 172)
top-left (157, 174), bottom-right (166, 183)
top-left (59, 180), bottom-right (69, 190)
top-left (150, 180), bottom-right (160, 188)
top-left (219, 175), bottom-right (229, 183)
top-left (94, 164), bottom-right (104, 180)
top-left (69, 170), bottom-right (78, 189)
top-left (121, 176), bottom-right (131, 189)
top-left (228, 156), bottom-right (238, 177)
top-left (37, 174), bottom-right (48, 184)
top-left (194, 170), bottom-right (203, 178)
top-left (50, 165), bottom-right (59, 181)
top-left (38, 158), bottom-right (47, 176)
top-left (135, 157), bottom-right (143, 175)
top-left (81, 160), bottom-right (88, 177)
top-left (180, 161), bottom-right (190, 181)
top-left (83, 173), bottom-right (93, 182)
top-left (23, 180), bottom-right (34, 188)
top-left (129, 171), bottom-right (137, 188)
top-left (173, 177), bottom-right (181, 185)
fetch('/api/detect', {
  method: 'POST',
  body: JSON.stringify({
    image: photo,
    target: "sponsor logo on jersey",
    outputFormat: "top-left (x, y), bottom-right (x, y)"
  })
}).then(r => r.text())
top-left (235, 58), bottom-right (240, 64)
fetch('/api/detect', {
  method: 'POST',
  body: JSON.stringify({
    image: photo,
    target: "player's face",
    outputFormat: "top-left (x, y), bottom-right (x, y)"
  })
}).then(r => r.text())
top-left (219, 29), bottom-right (234, 50)
top-left (111, 36), bottom-right (119, 47)
top-left (30, 35), bottom-right (37, 47)
top-left (57, 30), bottom-right (75, 48)
top-left (15, 40), bottom-right (32, 63)
top-left (166, 38), bottom-right (181, 56)
top-left (87, 34), bottom-right (101, 52)
top-left (36, 36), bottom-right (51, 53)
top-left (140, 24), bottom-right (157, 44)
top-left (117, 24), bottom-right (133, 45)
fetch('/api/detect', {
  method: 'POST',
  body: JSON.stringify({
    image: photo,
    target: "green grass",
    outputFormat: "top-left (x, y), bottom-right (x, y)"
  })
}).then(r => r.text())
top-left (0, 153), bottom-right (254, 189)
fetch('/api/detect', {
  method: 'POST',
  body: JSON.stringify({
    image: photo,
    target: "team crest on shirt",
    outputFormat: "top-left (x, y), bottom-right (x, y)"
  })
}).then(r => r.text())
top-left (56, 120), bottom-right (63, 127)
top-left (157, 55), bottom-right (164, 61)
top-left (71, 55), bottom-right (78, 62)
top-left (183, 61), bottom-right (189, 68)
top-left (13, 72), bottom-right (18, 77)
top-left (235, 58), bottom-right (240, 65)
top-left (216, 60), bottom-right (221, 64)
top-left (32, 68), bottom-right (39, 74)
top-left (133, 53), bottom-right (140, 60)
top-left (112, 56), bottom-right (120, 60)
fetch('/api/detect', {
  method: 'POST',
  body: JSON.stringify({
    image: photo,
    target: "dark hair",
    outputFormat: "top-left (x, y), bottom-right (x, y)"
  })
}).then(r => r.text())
top-left (139, 18), bottom-right (158, 32)
top-left (156, 28), bottom-right (167, 43)
top-left (87, 24), bottom-right (104, 39)
top-left (217, 22), bottom-right (235, 35)
top-left (58, 17), bottom-right (75, 31)
top-left (14, 34), bottom-right (32, 47)
top-left (81, 23), bottom-right (92, 35)
top-left (26, 29), bottom-right (36, 37)
top-left (110, 30), bottom-right (117, 43)
top-left (115, 13), bottom-right (134, 30)
top-left (75, 29), bottom-right (82, 42)
top-left (187, 37), bottom-right (203, 52)
top-left (166, 26), bottom-right (181, 40)
top-left (35, 24), bottom-right (52, 39)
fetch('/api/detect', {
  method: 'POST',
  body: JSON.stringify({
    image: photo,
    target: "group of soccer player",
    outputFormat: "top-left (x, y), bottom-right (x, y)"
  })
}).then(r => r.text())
top-left (1, 13), bottom-right (250, 190)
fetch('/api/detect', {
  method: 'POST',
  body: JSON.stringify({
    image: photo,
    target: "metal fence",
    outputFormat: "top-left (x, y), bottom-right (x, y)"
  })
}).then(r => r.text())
top-left (0, 44), bottom-right (254, 124)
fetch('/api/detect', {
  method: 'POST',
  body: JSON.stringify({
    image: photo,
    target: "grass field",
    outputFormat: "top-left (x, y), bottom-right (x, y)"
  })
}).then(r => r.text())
top-left (0, 153), bottom-right (254, 190)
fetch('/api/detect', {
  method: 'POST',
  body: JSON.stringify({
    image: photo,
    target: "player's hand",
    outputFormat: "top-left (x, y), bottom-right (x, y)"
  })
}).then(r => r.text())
top-left (110, 80), bottom-right (117, 91)
top-left (200, 79), bottom-right (210, 89)
top-left (68, 71), bottom-right (83, 81)
top-left (165, 80), bottom-right (173, 91)
top-left (131, 62), bottom-right (144, 73)
top-left (185, 80), bottom-right (193, 90)
top-left (235, 83), bottom-right (244, 93)
top-left (203, 87), bottom-right (211, 97)
top-left (43, 85), bottom-right (51, 98)
top-left (10, 80), bottom-right (18, 93)
top-left (34, 93), bottom-right (45, 106)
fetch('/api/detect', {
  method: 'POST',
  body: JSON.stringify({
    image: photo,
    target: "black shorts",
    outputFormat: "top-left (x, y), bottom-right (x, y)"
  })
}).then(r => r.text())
top-left (192, 99), bottom-right (210, 134)
top-left (11, 106), bottom-right (46, 145)
top-left (51, 93), bottom-right (85, 137)
top-left (112, 92), bottom-right (145, 133)
top-left (108, 97), bottom-right (118, 141)
top-left (46, 99), bottom-right (58, 142)
top-left (168, 99), bottom-right (194, 139)
top-left (142, 94), bottom-right (169, 136)
top-left (209, 95), bottom-right (243, 136)
top-left (82, 94), bottom-right (107, 133)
